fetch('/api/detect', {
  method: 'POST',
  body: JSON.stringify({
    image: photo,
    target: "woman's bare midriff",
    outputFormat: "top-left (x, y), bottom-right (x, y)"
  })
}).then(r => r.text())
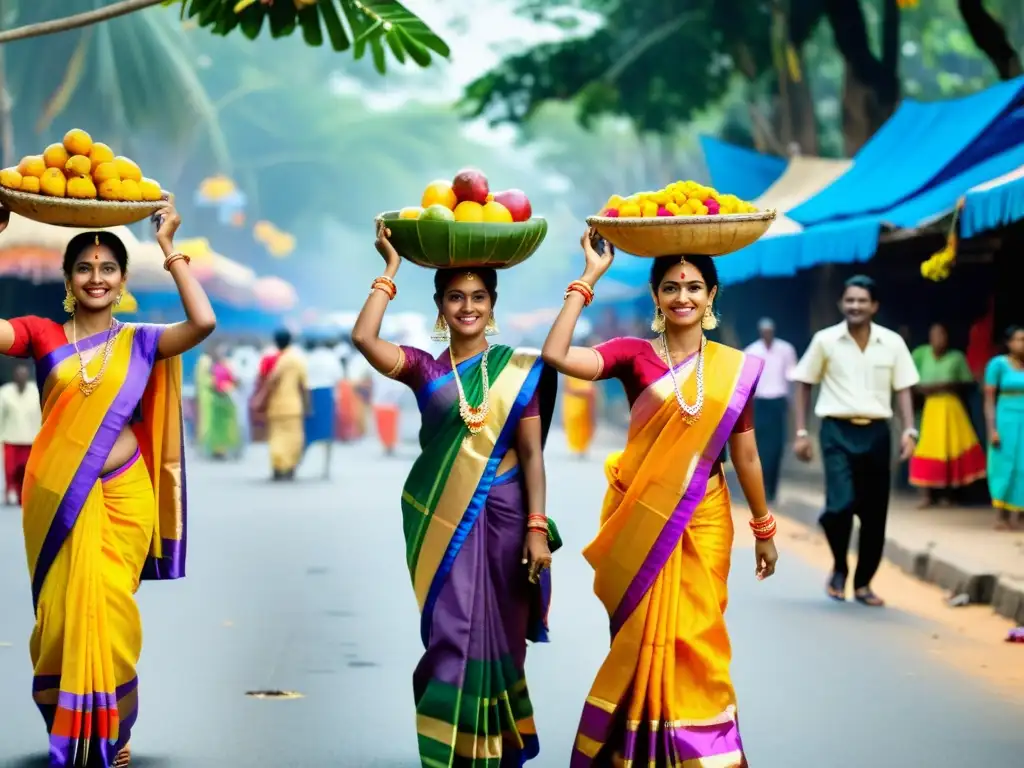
top-left (103, 427), bottom-right (140, 475)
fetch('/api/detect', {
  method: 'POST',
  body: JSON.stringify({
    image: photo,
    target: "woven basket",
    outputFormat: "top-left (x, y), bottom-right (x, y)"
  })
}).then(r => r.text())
top-left (586, 210), bottom-right (777, 258)
top-left (0, 187), bottom-right (165, 228)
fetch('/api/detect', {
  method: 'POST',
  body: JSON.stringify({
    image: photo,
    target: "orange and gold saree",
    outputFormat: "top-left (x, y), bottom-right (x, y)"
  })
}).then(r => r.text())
top-left (23, 322), bottom-right (185, 766)
top-left (572, 341), bottom-right (762, 767)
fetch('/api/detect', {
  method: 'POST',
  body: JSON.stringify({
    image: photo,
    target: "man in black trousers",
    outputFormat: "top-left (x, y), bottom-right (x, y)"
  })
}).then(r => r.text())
top-left (790, 275), bottom-right (919, 607)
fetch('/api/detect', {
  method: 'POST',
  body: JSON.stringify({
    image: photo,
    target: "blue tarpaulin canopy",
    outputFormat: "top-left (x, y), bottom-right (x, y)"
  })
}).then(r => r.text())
top-left (962, 162), bottom-right (1024, 238)
top-left (698, 136), bottom-right (786, 201)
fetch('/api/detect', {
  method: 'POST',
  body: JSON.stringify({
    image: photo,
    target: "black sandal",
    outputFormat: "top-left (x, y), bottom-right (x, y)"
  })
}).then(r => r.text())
top-left (826, 571), bottom-right (847, 601)
top-left (854, 588), bottom-right (885, 607)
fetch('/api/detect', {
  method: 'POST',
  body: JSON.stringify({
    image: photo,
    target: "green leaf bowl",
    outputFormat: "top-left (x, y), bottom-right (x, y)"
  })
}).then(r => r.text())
top-left (376, 211), bottom-right (548, 269)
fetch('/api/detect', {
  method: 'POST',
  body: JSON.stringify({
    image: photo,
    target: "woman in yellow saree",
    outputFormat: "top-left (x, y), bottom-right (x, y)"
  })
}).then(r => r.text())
top-left (563, 376), bottom-right (597, 458)
top-left (542, 233), bottom-right (778, 767)
top-left (0, 201), bottom-right (216, 767)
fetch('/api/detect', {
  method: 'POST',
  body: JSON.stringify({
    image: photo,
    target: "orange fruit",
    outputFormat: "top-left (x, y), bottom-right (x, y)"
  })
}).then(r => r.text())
top-left (119, 179), bottom-right (142, 202)
top-left (67, 175), bottom-right (97, 200)
top-left (40, 168), bottom-right (67, 197)
top-left (93, 162), bottom-right (119, 184)
top-left (20, 176), bottom-right (40, 193)
top-left (114, 156), bottom-right (142, 183)
top-left (89, 142), bottom-right (115, 166)
top-left (43, 144), bottom-right (69, 170)
top-left (453, 201), bottom-right (484, 222)
top-left (139, 178), bottom-right (162, 201)
top-left (0, 168), bottom-right (23, 189)
top-left (481, 201), bottom-right (513, 223)
top-left (18, 155), bottom-right (46, 178)
top-left (421, 180), bottom-right (457, 210)
top-left (98, 178), bottom-right (122, 201)
top-left (65, 155), bottom-right (92, 177)
top-left (399, 206), bottom-right (422, 219)
top-left (63, 129), bottom-right (93, 157)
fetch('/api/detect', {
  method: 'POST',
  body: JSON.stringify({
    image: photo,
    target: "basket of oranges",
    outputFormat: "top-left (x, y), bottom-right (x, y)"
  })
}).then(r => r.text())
top-left (376, 169), bottom-right (547, 269)
top-left (0, 129), bottom-right (168, 228)
top-left (586, 181), bottom-right (777, 257)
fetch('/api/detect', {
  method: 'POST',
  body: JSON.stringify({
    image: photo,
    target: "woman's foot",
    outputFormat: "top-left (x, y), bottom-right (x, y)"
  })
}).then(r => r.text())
top-left (854, 587), bottom-right (885, 607)
top-left (113, 744), bottom-right (131, 767)
top-left (826, 571), bottom-right (847, 601)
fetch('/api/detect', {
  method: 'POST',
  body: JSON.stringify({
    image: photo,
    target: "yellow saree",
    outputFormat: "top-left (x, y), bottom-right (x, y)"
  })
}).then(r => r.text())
top-left (23, 322), bottom-right (185, 766)
top-left (572, 342), bottom-right (763, 768)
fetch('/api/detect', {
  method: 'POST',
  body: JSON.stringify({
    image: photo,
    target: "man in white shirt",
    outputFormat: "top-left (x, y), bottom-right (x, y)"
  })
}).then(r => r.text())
top-left (790, 275), bottom-right (919, 608)
top-left (0, 364), bottom-right (41, 506)
top-left (744, 318), bottom-right (797, 504)
top-left (305, 339), bottom-right (345, 479)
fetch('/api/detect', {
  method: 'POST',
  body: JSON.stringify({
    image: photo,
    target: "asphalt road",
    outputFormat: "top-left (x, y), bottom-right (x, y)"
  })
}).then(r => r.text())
top-left (1, 434), bottom-right (1022, 767)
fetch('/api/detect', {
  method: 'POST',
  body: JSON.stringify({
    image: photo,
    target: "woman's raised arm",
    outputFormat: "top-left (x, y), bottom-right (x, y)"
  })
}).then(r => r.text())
top-left (541, 229), bottom-right (615, 381)
top-left (351, 221), bottom-right (403, 376)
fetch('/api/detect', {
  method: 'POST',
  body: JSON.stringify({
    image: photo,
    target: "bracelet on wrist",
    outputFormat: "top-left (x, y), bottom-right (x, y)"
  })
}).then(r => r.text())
top-left (163, 252), bottom-right (190, 271)
top-left (749, 512), bottom-right (777, 540)
top-left (370, 276), bottom-right (397, 300)
top-left (564, 279), bottom-right (595, 307)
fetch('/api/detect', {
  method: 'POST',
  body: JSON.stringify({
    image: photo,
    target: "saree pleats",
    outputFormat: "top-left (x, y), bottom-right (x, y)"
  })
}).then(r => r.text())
top-left (572, 343), bottom-right (762, 768)
top-left (268, 416), bottom-right (305, 472)
top-left (22, 323), bottom-right (185, 766)
top-left (404, 346), bottom-right (556, 767)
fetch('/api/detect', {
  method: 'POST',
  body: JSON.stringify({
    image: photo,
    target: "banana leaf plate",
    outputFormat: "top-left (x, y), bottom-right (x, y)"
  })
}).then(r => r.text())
top-left (376, 210), bottom-right (547, 269)
top-left (0, 187), bottom-right (166, 229)
top-left (586, 210), bottom-right (777, 258)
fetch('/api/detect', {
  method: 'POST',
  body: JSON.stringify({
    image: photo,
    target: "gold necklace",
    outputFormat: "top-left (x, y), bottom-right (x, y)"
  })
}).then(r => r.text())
top-left (451, 346), bottom-right (490, 435)
top-left (72, 316), bottom-right (118, 396)
top-left (661, 334), bottom-right (706, 425)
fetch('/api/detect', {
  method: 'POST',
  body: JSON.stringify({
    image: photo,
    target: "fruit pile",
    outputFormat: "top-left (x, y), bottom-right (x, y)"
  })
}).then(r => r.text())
top-left (0, 129), bottom-right (162, 203)
top-left (400, 169), bottom-right (533, 225)
top-left (600, 181), bottom-right (759, 218)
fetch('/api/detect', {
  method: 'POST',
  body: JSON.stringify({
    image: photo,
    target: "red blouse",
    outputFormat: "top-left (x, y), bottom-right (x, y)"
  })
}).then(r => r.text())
top-left (594, 337), bottom-right (753, 433)
top-left (6, 316), bottom-right (70, 361)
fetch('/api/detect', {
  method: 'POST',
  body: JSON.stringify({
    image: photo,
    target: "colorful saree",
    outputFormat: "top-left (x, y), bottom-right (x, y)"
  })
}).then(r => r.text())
top-left (986, 355), bottom-right (1024, 514)
top-left (563, 378), bottom-right (597, 456)
top-left (394, 344), bottom-right (557, 767)
top-left (572, 341), bottom-right (762, 767)
top-left (21, 321), bottom-right (185, 766)
top-left (202, 362), bottom-right (241, 458)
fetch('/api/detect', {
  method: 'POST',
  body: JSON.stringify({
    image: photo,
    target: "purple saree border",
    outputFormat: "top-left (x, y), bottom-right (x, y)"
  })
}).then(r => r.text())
top-left (36, 323), bottom-right (120, 396)
top-left (609, 352), bottom-right (764, 638)
top-left (30, 325), bottom-right (161, 608)
top-left (35, 676), bottom-right (139, 764)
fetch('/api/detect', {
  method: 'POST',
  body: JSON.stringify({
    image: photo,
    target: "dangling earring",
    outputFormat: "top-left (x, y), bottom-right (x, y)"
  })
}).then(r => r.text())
top-left (431, 313), bottom-right (450, 343)
top-left (114, 292), bottom-right (123, 307)
top-left (702, 303), bottom-right (719, 331)
top-left (63, 287), bottom-right (76, 314)
top-left (485, 313), bottom-right (499, 337)
top-left (651, 307), bottom-right (666, 334)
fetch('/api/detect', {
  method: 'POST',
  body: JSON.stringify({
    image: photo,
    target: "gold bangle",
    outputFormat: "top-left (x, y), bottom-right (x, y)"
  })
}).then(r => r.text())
top-left (163, 252), bottom-right (190, 271)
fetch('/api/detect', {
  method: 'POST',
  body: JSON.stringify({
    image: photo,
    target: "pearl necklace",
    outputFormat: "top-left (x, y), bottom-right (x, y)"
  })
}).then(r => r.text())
top-left (72, 317), bottom-right (118, 396)
top-left (451, 346), bottom-right (490, 435)
top-left (661, 334), bottom-right (705, 424)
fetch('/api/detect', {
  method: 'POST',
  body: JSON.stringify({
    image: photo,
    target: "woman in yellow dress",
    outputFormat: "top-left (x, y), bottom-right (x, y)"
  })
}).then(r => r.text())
top-left (264, 329), bottom-right (310, 481)
top-left (0, 202), bottom-right (216, 767)
top-left (541, 231), bottom-right (778, 767)
top-left (563, 373), bottom-right (597, 458)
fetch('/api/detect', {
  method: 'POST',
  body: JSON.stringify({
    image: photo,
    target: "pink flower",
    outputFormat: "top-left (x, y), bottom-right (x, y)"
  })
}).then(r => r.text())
top-left (704, 198), bottom-right (720, 215)
top-left (657, 206), bottom-right (672, 217)
top-left (603, 208), bottom-right (620, 217)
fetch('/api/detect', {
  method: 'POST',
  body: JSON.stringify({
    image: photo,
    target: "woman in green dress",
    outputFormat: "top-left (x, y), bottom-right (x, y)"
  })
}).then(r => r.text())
top-left (984, 325), bottom-right (1024, 530)
top-left (909, 323), bottom-right (985, 506)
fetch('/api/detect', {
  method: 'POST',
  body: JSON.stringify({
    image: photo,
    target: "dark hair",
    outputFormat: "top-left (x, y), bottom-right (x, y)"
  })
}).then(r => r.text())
top-left (649, 255), bottom-right (719, 294)
top-left (433, 267), bottom-right (498, 305)
top-left (1006, 325), bottom-right (1024, 340)
top-left (843, 274), bottom-right (877, 301)
top-left (62, 231), bottom-right (129, 277)
top-left (273, 329), bottom-right (292, 350)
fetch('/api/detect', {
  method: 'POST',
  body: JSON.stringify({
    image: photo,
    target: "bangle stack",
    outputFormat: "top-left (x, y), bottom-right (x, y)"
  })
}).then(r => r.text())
top-left (564, 279), bottom-right (595, 307)
top-left (163, 252), bottom-right (191, 271)
top-left (526, 514), bottom-right (548, 536)
top-left (749, 513), bottom-right (777, 540)
top-left (371, 276), bottom-right (397, 300)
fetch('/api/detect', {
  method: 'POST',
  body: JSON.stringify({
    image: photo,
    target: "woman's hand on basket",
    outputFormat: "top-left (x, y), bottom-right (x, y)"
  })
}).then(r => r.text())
top-left (580, 227), bottom-right (614, 283)
top-left (154, 198), bottom-right (181, 250)
top-left (375, 219), bottom-right (401, 273)
top-left (523, 531), bottom-right (552, 584)
top-left (755, 538), bottom-right (778, 581)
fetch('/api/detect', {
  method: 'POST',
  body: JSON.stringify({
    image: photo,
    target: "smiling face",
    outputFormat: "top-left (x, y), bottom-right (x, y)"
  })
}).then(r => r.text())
top-left (67, 244), bottom-right (125, 313)
top-left (654, 261), bottom-right (716, 331)
top-left (439, 272), bottom-right (494, 341)
top-left (839, 284), bottom-right (877, 326)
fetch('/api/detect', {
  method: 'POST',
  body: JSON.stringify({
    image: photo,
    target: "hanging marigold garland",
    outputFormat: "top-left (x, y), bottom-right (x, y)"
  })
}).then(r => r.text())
top-left (920, 197), bottom-right (964, 282)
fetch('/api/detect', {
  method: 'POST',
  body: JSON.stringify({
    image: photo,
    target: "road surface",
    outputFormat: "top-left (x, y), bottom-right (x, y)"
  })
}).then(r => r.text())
top-left (1, 435), bottom-right (1022, 766)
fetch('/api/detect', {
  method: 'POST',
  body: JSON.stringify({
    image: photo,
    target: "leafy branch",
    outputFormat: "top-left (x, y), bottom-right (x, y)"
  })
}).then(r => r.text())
top-left (0, 0), bottom-right (165, 44)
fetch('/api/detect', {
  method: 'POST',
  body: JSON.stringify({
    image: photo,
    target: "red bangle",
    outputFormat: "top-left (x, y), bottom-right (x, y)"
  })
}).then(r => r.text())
top-left (564, 282), bottom-right (594, 306)
top-left (371, 276), bottom-right (396, 300)
top-left (749, 513), bottom-right (777, 540)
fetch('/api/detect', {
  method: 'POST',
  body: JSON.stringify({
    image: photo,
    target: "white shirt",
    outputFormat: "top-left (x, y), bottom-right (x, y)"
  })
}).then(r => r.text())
top-left (229, 346), bottom-right (261, 388)
top-left (789, 321), bottom-right (919, 420)
top-left (0, 382), bottom-right (41, 445)
top-left (744, 338), bottom-right (797, 399)
top-left (306, 348), bottom-right (344, 390)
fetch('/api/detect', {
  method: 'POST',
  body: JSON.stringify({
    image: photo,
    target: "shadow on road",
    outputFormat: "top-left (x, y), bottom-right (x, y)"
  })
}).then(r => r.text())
top-left (7, 757), bottom-right (172, 768)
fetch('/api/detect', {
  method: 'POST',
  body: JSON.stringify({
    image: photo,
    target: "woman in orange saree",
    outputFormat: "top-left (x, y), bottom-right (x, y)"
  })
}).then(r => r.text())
top-left (0, 202), bottom-right (215, 767)
top-left (542, 234), bottom-right (779, 767)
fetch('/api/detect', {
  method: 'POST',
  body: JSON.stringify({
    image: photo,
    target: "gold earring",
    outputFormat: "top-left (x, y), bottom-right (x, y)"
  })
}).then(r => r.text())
top-left (651, 307), bottom-right (666, 334)
top-left (431, 313), bottom-right (450, 343)
top-left (485, 314), bottom-right (499, 337)
top-left (702, 303), bottom-right (718, 331)
top-left (114, 292), bottom-right (123, 307)
top-left (63, 287), bottom-right (76, 314)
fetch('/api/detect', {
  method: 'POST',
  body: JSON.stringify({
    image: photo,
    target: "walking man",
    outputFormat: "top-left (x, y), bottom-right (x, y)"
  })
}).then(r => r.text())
top-left (790, 275), bottom-right (919, 607)
top-left (744, 317), bottom-right (796, 503)
top-left (0, 363), bottom-right (41, 506)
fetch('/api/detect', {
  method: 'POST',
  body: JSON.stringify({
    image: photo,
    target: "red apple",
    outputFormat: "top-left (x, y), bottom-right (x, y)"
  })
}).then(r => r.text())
top-left (452, 168), bottom-right (490, 205)
top-left (493, 189), bottom-right (532, 222)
